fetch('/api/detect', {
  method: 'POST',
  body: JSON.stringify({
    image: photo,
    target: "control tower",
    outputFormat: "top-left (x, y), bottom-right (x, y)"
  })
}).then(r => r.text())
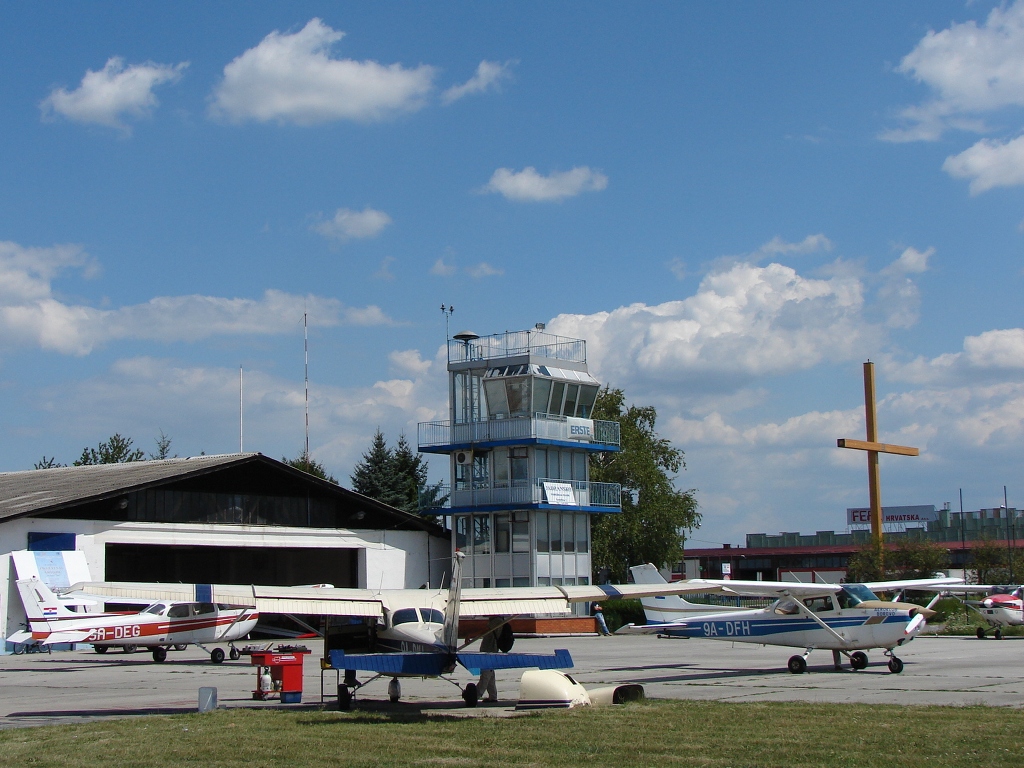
top-left (417, 327), bottom-right (621, 588)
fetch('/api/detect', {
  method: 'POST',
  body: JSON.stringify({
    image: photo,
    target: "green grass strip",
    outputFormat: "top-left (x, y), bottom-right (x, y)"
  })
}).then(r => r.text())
top-left (1, 699), bottom-right (1021, 767)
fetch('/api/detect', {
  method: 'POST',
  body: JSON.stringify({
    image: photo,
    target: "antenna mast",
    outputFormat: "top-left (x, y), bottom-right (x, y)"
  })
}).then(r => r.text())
top-left (304, 311), bottom-right (309, 461)
top-left (239, 366), bottom-right (244, 453)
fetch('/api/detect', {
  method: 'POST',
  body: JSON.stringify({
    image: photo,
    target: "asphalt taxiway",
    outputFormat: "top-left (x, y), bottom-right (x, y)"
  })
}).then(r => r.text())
top-left (0, 634), bottom-right (1020, 728)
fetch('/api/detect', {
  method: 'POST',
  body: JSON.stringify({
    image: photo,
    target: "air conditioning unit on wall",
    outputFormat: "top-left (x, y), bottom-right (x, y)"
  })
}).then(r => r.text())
top-left (454, 450), bottom-right (474, 465)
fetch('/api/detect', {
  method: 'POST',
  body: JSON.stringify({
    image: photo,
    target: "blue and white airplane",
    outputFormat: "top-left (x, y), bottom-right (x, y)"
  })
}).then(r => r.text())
top-left (618, 564), bottom-right (962, 674)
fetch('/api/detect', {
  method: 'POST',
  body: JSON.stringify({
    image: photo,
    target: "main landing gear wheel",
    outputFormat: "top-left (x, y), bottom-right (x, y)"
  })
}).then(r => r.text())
top-left (887, 657), bottom-right (904, 674)
top-left (462, 682), bottom-right (479, 708)
top-left (173, 644), bottom-right (188, 651)
top-left (210, 647), bottom-right (225, 664)
top-left (152, 647), bottom-right (167, 663)
top-left (229, 647), bottom-right (241, 661)
top-left (995, 628), bottom-right (1003, 640)
top-left (337, 685), bottom-right (352, 711)
top-left (388, 677), bottom-right (401, 703)
top-left (787, 655), bottom-right (807, 674)
top-left (850, 651), bottom-right (869, 671)
top-left (977, 627), bottom-right (986, 639)
top-left (122, 644), bottom-right (137, 654)
top-left (94, 645), bottom-right (108, 654)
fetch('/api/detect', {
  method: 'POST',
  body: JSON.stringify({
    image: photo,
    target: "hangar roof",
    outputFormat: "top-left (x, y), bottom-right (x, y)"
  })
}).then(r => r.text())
top-left (0, 453), bottom-right (444, 535)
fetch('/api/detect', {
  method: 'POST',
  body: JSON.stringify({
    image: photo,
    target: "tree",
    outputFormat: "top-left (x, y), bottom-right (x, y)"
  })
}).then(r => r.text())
top-left (589, 387), bottom-right (700, 583)
top-left (73, 434), bottom-right (145, 465)
top-left (392, 434), bottom-right (428, 513)
top-left (846, 537), bottom-right (950, 583)
top-left (350, 430), bottom-right (403, 508)
top-left (284, 450), bottom-right (339, 484)
top-left (149, 430), bottom-right (176, 460)
top-left (33, 456), bottom-right (65, 469)
top-left (350, 430), bottom-right (436, 513)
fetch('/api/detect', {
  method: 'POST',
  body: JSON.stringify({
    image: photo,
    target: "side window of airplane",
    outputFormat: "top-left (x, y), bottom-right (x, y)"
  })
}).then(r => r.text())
top-left (391, 608), bottom-right (419, 626)
top-left (802, 596), bottom-right (835, 613)
top-left (168, 604), bottom-right (190, 619)
top-left (774, 601), bottom-right (799, 615)
top-left (194, 603), bottom-right (216, 615)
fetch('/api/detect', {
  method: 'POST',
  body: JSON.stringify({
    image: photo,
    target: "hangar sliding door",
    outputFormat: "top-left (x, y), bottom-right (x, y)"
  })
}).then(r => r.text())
top-left (104, 544), bottom-right (358, 587)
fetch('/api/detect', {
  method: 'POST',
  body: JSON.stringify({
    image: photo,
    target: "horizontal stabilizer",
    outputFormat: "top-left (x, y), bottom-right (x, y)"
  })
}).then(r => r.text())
top-left (329, 650), bottom-right (449, 676)
top-left (457, 648), bottom-right (573, 675)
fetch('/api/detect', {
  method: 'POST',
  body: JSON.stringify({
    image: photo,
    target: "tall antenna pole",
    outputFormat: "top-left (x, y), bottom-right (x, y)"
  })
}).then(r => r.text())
top-left (304, 311), bottom-right (309, 462)
top-left (239, 366), bottom-right (244, 453)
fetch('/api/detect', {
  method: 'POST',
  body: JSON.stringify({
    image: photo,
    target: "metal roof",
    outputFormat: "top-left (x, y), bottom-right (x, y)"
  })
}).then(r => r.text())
top-left (0, 453), bottom-right (444, 535)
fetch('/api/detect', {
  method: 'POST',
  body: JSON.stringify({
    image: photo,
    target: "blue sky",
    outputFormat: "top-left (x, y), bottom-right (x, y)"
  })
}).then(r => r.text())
top-left (2, 2), bottom-right (1023, 545)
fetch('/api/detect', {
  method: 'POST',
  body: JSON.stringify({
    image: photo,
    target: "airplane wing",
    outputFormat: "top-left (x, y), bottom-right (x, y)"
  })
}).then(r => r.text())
top-left (69, 579), bottom-right (735, 620)
top-left (863, 577), bottom-right (964, 592)
top-left (327, 648), bottom-right (573, 675)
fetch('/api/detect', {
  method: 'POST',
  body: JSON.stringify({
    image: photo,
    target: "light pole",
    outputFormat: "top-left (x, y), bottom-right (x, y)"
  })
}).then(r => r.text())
top-left (1006, 486), bottom-right (1015, 584)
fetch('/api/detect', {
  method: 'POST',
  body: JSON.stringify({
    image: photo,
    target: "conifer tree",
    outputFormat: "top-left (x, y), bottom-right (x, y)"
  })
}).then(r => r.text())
top-left (350, 429), bottom-right (402, 507)
top-left (392, 433), bottom-right (428, 513)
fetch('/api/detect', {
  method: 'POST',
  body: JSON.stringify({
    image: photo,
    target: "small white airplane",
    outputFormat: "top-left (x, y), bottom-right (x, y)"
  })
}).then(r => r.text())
top-left (935, 584), bottom-right (1023, 639)
top-left (62, 553), bottom-right (741, 706)
top-left (618, 564), bottom-right (962, 674)
top-left (7, 577), bottom-right (259, 663)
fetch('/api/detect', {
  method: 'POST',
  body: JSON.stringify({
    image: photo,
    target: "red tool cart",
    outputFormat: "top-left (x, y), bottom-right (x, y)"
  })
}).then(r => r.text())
top-left (251, 647), bottom-right (310, 703)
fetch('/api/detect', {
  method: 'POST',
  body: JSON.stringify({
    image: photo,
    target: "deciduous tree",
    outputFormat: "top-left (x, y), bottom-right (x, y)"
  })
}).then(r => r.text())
top-left (589, 387), bottom-right (700, 583)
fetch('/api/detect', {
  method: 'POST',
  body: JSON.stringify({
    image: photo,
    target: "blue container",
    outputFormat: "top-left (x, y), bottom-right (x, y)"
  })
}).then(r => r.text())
top-left (281, 691), bottom-right (302, 704)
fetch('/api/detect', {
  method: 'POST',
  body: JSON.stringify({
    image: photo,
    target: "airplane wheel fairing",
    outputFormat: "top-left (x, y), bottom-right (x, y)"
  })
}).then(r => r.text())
top-left (888, 657), bottom-right (904, 674)
top-left (787, 655), bottom-right (807, 674)
top-left (995, 628), bottom-right (1003, 640)
top-left (462, 682), bottom-right (479, 708)
top-left (338, 686), bottom-right (352, 711)
top-left (850, 651), bottom-right (868, 670)
top-left (229, 647), bottom-right (241, 660)
top-left (94, 645), bottom-right (108, 654)
top-left (211, 648), bottom-right (225, 664)
top-left (152, 647), bottom-right (167, 663)
top-left (977, 627), bottom-right (986, 639)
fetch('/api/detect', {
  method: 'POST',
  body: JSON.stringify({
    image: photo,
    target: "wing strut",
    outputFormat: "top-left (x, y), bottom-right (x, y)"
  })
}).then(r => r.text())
top-left (783, 592), bottom-right (849, 648)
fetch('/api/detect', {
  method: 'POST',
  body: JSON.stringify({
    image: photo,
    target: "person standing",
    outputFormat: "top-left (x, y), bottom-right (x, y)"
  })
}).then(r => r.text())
top-left (593, 603), bottom-right (611, 636)
top-left (477, 616), bottom-right (503, 702)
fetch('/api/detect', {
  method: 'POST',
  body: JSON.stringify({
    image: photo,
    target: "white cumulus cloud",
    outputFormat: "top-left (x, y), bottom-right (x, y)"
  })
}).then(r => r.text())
top-left (312, 207), bottom-right (392, 242)
top-left (441, 60), bottom-right (515, 104)
top-left (481, 166), bottom-right (608, 202)
top-left (0, 240), bottom-right (393, 355)
top-left (209, 18), bottom-right (436, 124)
top-left (942, 135), bottom-right (1024, 194)
top-left (40, 57), bottom-right (187, 133)
top-left (467, 262), bottom-right (504, 279)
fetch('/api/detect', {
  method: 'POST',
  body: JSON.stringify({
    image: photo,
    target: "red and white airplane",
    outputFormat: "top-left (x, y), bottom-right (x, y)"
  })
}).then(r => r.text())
top-left (7, 577), bottom-right (259, 663)
top-left (939, 584), bottom-right (1023, 639)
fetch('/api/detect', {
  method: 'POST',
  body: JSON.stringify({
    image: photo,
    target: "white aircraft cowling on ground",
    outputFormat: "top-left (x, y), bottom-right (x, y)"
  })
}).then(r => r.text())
top-left (7, 577), bottom-right (259, 663)
top-left (618, 564), bottom-right (963, 674)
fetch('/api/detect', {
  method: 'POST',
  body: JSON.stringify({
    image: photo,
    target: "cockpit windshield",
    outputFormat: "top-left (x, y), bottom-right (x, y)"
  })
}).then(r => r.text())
top-left (391, 608), bottom-right (419, 626)
top-left (420, 608), bottom-right (445, 625)
top-left (838, 584), bottom-right (879, 608)
top-left (144, 603), bottom-right (167, 615)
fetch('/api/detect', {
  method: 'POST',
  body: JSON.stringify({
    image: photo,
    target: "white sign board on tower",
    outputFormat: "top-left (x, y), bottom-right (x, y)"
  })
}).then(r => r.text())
top-left (543, 481), bottom-right (577, 506)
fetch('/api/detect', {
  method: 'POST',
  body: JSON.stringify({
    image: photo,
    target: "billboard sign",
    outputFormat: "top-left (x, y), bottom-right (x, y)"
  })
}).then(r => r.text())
top-left (846, 505), bottom-right (938, 526)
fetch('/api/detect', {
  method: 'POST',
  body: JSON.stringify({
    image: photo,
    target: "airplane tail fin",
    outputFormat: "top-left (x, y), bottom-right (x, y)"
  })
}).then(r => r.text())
top-left (17, 578), bottom-right (74, 627)
top-left (629, 564), bottom-right (729, 624)
top-left (441, 552), bottom-right (465, 652)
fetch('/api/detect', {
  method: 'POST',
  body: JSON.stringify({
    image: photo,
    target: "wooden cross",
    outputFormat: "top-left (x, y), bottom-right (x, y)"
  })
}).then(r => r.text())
top-left (837, 361), bottom-right (919, 558)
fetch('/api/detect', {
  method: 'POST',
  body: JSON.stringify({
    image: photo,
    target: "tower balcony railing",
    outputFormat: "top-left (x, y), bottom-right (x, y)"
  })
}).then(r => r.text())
top-left (417, 414), bottom-right (620, 450)
top-left (419, 478), bottom-right (622, 512)
top-left (448, 329), bottom-right (586, 364)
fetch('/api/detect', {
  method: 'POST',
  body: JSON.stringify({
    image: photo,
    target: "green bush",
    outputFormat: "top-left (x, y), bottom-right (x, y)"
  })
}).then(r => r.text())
top-left (599, 598), bottom-right (645, 631)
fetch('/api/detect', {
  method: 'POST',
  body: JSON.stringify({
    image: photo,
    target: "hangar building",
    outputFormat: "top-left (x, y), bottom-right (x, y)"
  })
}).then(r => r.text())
top-left (1, 453), bottom-right (449, 648)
